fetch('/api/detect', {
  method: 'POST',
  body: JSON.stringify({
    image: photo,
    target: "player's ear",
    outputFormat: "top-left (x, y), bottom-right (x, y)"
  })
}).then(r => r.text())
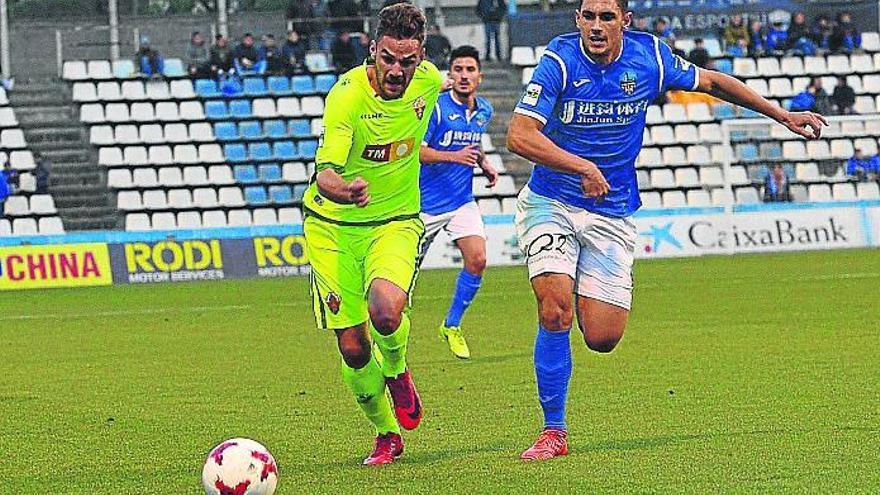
top-left (369, 40), bottom-right (377, 58)
top-left (622, 11), bottom-right (633, 29)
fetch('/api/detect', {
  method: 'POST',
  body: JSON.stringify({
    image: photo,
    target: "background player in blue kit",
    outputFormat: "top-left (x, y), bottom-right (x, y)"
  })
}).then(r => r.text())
top-left (419, 45), bottom-right (499, 359)
top-left (507, 0), bottom-right (828, 460)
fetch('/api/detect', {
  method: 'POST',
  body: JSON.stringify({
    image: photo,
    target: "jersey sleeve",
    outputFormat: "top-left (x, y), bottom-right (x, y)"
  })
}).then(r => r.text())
top-left (513, 47), bottom-right (565, 125)
top-left (314, 80), bottom-right (355, 172)
top-left (657, 38), bottom-right (700, 92)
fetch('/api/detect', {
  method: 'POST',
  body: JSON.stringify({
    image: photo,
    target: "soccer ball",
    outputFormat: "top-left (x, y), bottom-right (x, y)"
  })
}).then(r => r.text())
top-left (202, 438), bottom-right (278, 495)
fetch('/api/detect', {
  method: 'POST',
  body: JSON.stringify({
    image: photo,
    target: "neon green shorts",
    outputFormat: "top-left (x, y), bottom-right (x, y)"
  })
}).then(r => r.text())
top-left (304, 215), bottom-right (425, 330)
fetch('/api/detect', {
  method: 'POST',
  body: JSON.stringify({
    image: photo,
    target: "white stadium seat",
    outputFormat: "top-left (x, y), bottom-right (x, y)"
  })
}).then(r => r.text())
top-left (183, 166), bottom-right (209, 186)
top-left (780, 57), bottom-right (804, 76)
top-left (826, 55), bottom-right (850, 75)
top-left (132, 168), bottom-right (158, 187)
top-left (253, 208), bottom-right (279, 226)
top-left (88, 60), bottom-right (113, 80)
top-left (675, 168), bottom-right (699, 187)
top-left (804, 56), bottom-right (827, 75)
top-left (796, 162), bottom-right (819, 182)
top-left (121, 80), bottom-right (147, 100)
top-left (832, 183), bottom-right (857, 201)
top-left (228, 209), bottom-right (252, 226)
top-left (510, 46), bottom-right (536, 67)
top-left (662, 147), bottom-right (686, 166)
top-left (662, 190), bottom-right (686, 208)
top-left (700, 167), bottom-right (724, 187)
top-left (686, 190), bottom-right (711, 207)
top-left (141, 124), bottom-right (165, 144)
top-left (158, 167), bottom-right (184, 187)
top-left (662, 103), bottom-right (687, 123)
top-left (808, 184), bottom-right (832, 202)
top-left (107, 168), bottom-right (132, 188)
top-left (686, 145), bottom-right (711, 165)
top-left (650, 169), bottom-right (674, 188)
top-left (177, 211), bottom-right (202, 229)
top-left (735, 187), bottom-right (760, 204)
top-left (278, 207), bottom-right (304, 224)
top-left (38, 217), bottom-right (65, 235)
top-left (202, 210), bottom-right (227, 227)
top-left (733, 58), bottom-right (756, 77)
top-left (151, 212), bottom-right (177, 230)
top-left (13, 218), bottom-right (38, 235)
top-left (193, 188), bottom-right (219, 208)
top-left (640, 191), bottom-right (662, 208)
top-left (142, 189), bottom-right (167, 210)
top-left (756, 57), bottom-right (781, 77)
top-left (850, 53), bottom-right (874, 74)
top-left (96, 81), bottom-right (122, 101)
top-left (857, 182), bottom-right (880, 200)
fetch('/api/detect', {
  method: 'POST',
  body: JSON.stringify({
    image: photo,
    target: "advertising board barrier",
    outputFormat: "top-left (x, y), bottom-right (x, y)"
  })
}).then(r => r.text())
top-left (0, 243), bottom-right (112, 290)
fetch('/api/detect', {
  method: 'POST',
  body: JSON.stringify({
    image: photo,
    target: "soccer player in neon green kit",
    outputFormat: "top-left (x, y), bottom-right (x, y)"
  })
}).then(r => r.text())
top-left (302, 3), bottom-right (443, 465)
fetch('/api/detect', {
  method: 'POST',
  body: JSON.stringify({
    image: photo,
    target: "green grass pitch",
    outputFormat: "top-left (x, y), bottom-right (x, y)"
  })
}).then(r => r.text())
top-left (1, 249), bottom-right (878, 493)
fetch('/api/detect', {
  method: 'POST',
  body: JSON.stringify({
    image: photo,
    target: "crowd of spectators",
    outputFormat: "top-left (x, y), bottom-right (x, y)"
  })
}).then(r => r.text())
top-left (789, 76), bottom-right (856, 115)
top-left (724, 11), bottom-right (863, 58)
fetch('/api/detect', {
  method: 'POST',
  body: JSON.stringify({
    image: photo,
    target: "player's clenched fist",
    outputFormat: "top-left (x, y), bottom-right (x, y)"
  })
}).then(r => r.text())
top-left (347, 177), bottom-right (370, 207)
top-left (580, 163), bottom-right (610, 199)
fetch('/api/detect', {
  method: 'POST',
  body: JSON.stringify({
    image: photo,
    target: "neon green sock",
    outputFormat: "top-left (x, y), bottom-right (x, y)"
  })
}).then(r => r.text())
top-left (371, 313), bottom-right (410, 378)
top-left (341, 355), bottom-right (400, 435)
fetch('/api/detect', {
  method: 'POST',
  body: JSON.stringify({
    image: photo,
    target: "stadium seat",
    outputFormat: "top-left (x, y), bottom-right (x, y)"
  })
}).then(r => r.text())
top-left (830, 139), bottom-right (854, 159)
top-left (142, 189), bottom-right (167, 210)
top-left (38, 217), bottom-right (65, 235)
top-left (174, 144), bottom-right (199, 165)
top-left (264, 120), bottom-right (287, 139)
top-left (636, 169), bottom-right (649, 189)
top-left (298, 140), bottom-right (318, 160)
top-left (804, 56), bottom-right (827, 75)
top-left (1, 129), bottom-right (25, 148)
top-left (854, 137), bottom-right (878, 156)
top-left (663, 104), bottom-right (687, 123)
top-left (199, 144), bottom-right (224, 163)
top-left (714, 58), bottom-right (732, 75)
top-left (167, 189), bottom-right (193, 209)
top-left (270, 185), bottom-right (294, 204)
top-left (273, 141), bottom-right (297, 160)
top-left (149, 145), bottom-right (173, 165)
top-left (808, 184), bottom-right (832, 202)
top-left (234, 164), bottom-right (259, 184)
top-left (244, 77), bottom-right (269, 96)
top-left (729, 166), bottom-right (749, 185)
top-left (674, 125), bottom-right (699, 144)
top-left (0, 107), bottom-right (17, 127)
top-left (123, 146), bottom-right (148, 166)
top-left (245, 186), bottom-right (269, 205)
top-left (202, 210), bottom-right (227, 227)
top-left (733, 58), bottom-right (756, 77)
top-left (151, 212), bottom-right (176, 230)
top-left (478, 198), bottom-right (502, 214)
top-left (650, 169), bottom-right (674, 189)
top-left (177, 211), bottom-right (202, 229)
top-left (205, 100), bottom-right (229, 120)
top-left (700, 167), bottom-right (723, 187)
top-left (510, 46), bottom-right (536, 66)
top-left (662, 147), bottom-right (686, 166)
top-left (756, 57), bottom-right (781, 77)
top-left (154, 101), bottom-right (180, 122)
top-left (4, 196), bottom-right (28, 216)
top-left (854, 96), bottom-right (876, 114)
top-left (132, 168), bottom-right (158, 187)
top-left (783, 141), bottom-right (807, 160)
top-left (268, 76), bottom-right (292, 95)
top-left (291, 75), bottom-right (316, 95)
top-left (827, 55), bottom-right (850, 75)
top-left (173, 101), bottom-right (199, 121)
top-left (219, 187), bottom-right (246, 207)
top-left (712, 103), bottom-right (736, 120)
top-left (795, 162), bottom-right (819, 182)
top-left (145, 80), bottom-right (171, 100)
top-left (107, 168), bottom-right (132, 188)
top-left (125, 213), bottom-right (151, 231)
top-left (735, 187), bottom-right (760, 204)
top-left (229, 100), bottom-right (252, 118)
top-left (183, 166), bottom-right (209, 186)
top-left (189, 123), bottom-right (214, 142)
top-left (88, 60), bottom-right (113, 80)
top-left (850, 54), bottom-right (874, 75)
top-left (163, 58), bottom-right (185, 77)
top-left (645, 105), bottom-right (663, 125)
top-left (63, 60), bottom-right (88, 80)
top-left (208, 165), bottom-right (235, 185)
top-left (687, 103), bottom-right (712, 122)
top-left (806, 141), bottom-right (830, 160)
top-left (306, 53), bottom-right (333, 72)
top-left (315, 74), bottom-right (337, 94)
top-left (99, 147), bottom-right (123, 167)
top-left (292, 184), bottom-right (308, 201)
top-left (227, 209), bottom-right (253, 226)
top-left (253, 98), bottom-right (278, 118)
top-left (758, 142), bottom-right (782, 160)
top-left (301, 96), bottom-right (324, 117)
top-left (846, 75), bottom-right (863, 95)
top-left (113, 59), bottom-right (135, 79)
top-left (214, 122), bottom-right (238, 141)
top-left (169, 79), bottom-right (195, 99)
top-left (73, 82), bottom-right (98, 102)
top-left (249, 142), bottom-right (273, 161)
top-left (283, 162), bottom-right (308, 183)
top-left (259, 163), bottom-right (282, 182)
top-left (0, 218), bottom-right (10, 235)
top-left (832, 183), bottom-right (857, 201)
top-left (637, 148), bottom-right (662, 168)
top-left (278, 207), bottom-right (303, 224)
top-left (131, 102), bottom-right (156, 122)
top-left (111, 125), bottom-right (137, 145)
top-left (746, 79), bottom-right (769, 97)
top-left (662, 190), bottom-right (686, 208)
top-left (651, 125), bottom-right (674, 145)
top-left (193, 188), bottom-right (219, 208)
top-left (224, 143), bottom-right (247, 162)
top-left (158, 167), bottom-right (184, 186)
top-left (239, 121), bottom-right (264, 140)
top-left (253, 208), bottom-right (278, 226)
top-left (96, 81), bottom-right (122, 101)
top-left (769, 78), bottom-right (793, 98)
top-left (675, 168), bottom-right (699, 187)
top-left (640, 191), bottom-right (661, 208)
top-left (195, 79), bottom-right (221, 97)
top-left (780, 57), bottom-right (804, 76)
top-left (289, 119), bottom-right (311, 138)
top-left (863, 31), bottom-right (880, 51)
top-left (277, 97), bottom-right (303, 117)
top-left (857, 181), bottom-right (880, 200)
top-left (686, 145), bottom-right (711, 165)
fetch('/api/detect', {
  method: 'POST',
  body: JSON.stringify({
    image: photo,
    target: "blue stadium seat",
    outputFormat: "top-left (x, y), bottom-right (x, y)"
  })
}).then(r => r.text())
top-left (205, 100), bottom-right (229, 120)
top-left (259, 163), bottom-right (282, 182)
top-left (289, 119), bottom-right (311, 138)
top-left (298, 140), bottom-right (318, 160)
top-left (268, 76), bottom-right (292, 95)
top-left (229, 99), bottom-right (252, 118)
top-left (249, 142), bottom-right (272, 161)
top-left (760, 142), bottom-right (783, 160)
top-left (291, 75), bottom-right (316, 95)
top-left (292, 184), bottom-right (308, 201)
top-left (715, 58), bottom-right (733, 75)
top-left (245, 186), bottom-right (269, 205)
top-left (736, 143), bottom-right (759, 161)
top-left (314, 74), bottom-right (337, 94)
top-left (214, 122), bottom-right (238, 141)
top-left (239, 121), bottom-right (264, 140)
top-left (114, 60), bottom-right (135, 78)
top-left (269, 185), bottom-right (293, 204)
top-left (740, 108), bottom-right (761, 119)
top-left (224, 143), bottom-right (248, 162)
top-left (713, 103), bottom-right (736, 120)
top-left (244, 77), bottom-right (269, 96)
top-left (273, 141), bottom-right (298, 160)
top-left (163, 59), bottom-right (185, 77)
top-left (195, 79), bottom-right (221, 97)
top-left (234, 164), bottom-right (259, 183)
top-left (264, 120), bottom-right (288, 139)
top-left (730, 129), bottom-right (748, 142)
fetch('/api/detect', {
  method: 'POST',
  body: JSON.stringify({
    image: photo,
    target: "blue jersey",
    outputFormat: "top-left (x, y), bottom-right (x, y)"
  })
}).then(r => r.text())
top-left (515, 31), bottom-right (700, 217)
top-left (420, 91), bottom-right (494, 215)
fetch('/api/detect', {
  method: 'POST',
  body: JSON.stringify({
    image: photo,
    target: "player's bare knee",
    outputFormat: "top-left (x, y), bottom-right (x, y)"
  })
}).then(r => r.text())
top-left (464, 253), bottom-right (487, 275)
top-left (369, 306), bottom-right (402, 335)
top-left (538, 299), bottom-right (573, 331)
top-left (338, 336), bottom-right (371, 369)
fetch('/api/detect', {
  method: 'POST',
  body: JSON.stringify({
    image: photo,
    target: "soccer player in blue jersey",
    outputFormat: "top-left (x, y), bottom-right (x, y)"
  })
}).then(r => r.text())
top-left (507, 0), bottom-right (827, 460)
top-left (419, 45), bottom-right (499, 359)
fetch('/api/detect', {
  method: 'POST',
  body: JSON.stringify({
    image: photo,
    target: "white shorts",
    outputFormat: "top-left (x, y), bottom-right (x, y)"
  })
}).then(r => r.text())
top-left (420, 201), bottom-right (487, 254)
top-left (515, 185), bottom-right (637, 310)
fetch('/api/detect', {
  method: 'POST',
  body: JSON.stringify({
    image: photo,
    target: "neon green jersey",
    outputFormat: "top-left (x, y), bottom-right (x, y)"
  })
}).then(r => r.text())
top-left (303, 61), bottom-right (443, 224)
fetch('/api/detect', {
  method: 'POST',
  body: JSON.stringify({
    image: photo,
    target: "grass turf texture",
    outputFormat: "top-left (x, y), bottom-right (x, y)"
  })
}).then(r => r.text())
top-left (1, 249), bottom-right (878, 494)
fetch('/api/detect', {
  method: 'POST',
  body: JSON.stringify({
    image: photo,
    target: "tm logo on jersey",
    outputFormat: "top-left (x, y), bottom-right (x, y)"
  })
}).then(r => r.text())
top-left (361, 138), bottom-right (416, 162)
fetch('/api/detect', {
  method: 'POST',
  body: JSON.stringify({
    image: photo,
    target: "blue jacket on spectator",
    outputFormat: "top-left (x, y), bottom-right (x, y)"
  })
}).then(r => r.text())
top-left (846, 156), bottom-right (872, 176)
top-left (789, 90), bottom-right (815, 111)
top-left (0, 170), bottom-right (10, 215)
top-left (765, 27), bottom-right (788, 51)
top-left (727, 45), bottom-right (747, 57)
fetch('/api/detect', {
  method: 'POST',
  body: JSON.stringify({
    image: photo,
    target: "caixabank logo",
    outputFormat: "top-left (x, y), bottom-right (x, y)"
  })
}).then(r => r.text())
top-left (0, 244), bottom-right (112, 290)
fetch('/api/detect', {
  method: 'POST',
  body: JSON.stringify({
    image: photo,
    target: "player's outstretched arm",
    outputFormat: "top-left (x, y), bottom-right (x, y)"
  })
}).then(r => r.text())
top-left (696, 70), bottom-right (828, 140)
top-left (507, 113), bottom-right (609, 198)
top-left (315, 168), bottom-right (370, 207)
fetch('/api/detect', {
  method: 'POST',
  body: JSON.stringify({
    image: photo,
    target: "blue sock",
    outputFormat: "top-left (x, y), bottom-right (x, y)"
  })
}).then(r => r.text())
top-left (443, 269), bottom-right (482, 327)
top-left (534, 325), bottom-right (572, 430)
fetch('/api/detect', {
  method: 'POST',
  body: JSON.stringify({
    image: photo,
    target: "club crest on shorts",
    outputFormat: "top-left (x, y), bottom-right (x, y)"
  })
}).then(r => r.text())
top-left (413, 96), bottom-right (427, 120)
top-left (619, 70), bottom-right (637, 95)
top-left (325, 292), bottom-right (341, 314)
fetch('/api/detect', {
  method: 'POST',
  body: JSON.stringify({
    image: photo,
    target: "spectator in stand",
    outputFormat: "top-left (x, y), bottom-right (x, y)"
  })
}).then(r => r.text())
top-left (667, 36), bottom-right (687, 59)
top-left (186, 31), bottom-right (211, 78)
top-left (727, 37), bottom-right (749, 57)
top-left (283, 29), bottom-right (308, 74)
top-left (286, 0), bottom-right (316, 48)
top-left (846, 149), bottom-right (873, 181)
top-left (763, 164), bottom-right (792, 202)
top-left (652, 17), bottom-right (673, 41)
top-left (830, 12), bottom-right (861, 53)
top-left (831, 76), bottom-right (856, 115)
top-left (3, 161), bottom-right (19, 191)
top-left (425, 24), bottom-right (452, 70)
top-left (633, 17), bottom-right (650, 33)
top-left (749, 20), bottom-right (766, 56)
top-left (811, 14), bottom-right (832, 49)
top-left (0, 164), bottom-right (9, 216)
top-left (786, 12), bottom-right (816, 55)
top-left (134, 36), bottom-right (164, 78)
top-left (260, 34), bottom-right (285, 74)
top-left (688, 38), bottom-right (712, 69)
top-left (790, 78), bottom-right (831, 114)
top-left (210, 34), bottom-right (234, 76)
top-left (476, 0), bottom-right (506, 62)
top-left (34, 154), bottom-right (50, 194)
top-left (765, 19), bottom-right (788, 53)
top-left (234, 33), bottom-right (266, 75)
top-left (722, 14), bottom-right (749, 50)
top-left (331, 32), bottom-right (357, 72)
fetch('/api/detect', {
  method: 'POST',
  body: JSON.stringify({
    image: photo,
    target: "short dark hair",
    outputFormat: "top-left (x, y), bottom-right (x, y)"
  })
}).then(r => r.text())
top-left (450, 45), bottom-right (481, 69)
top-left (376, 2), bottom-right (427, 44)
